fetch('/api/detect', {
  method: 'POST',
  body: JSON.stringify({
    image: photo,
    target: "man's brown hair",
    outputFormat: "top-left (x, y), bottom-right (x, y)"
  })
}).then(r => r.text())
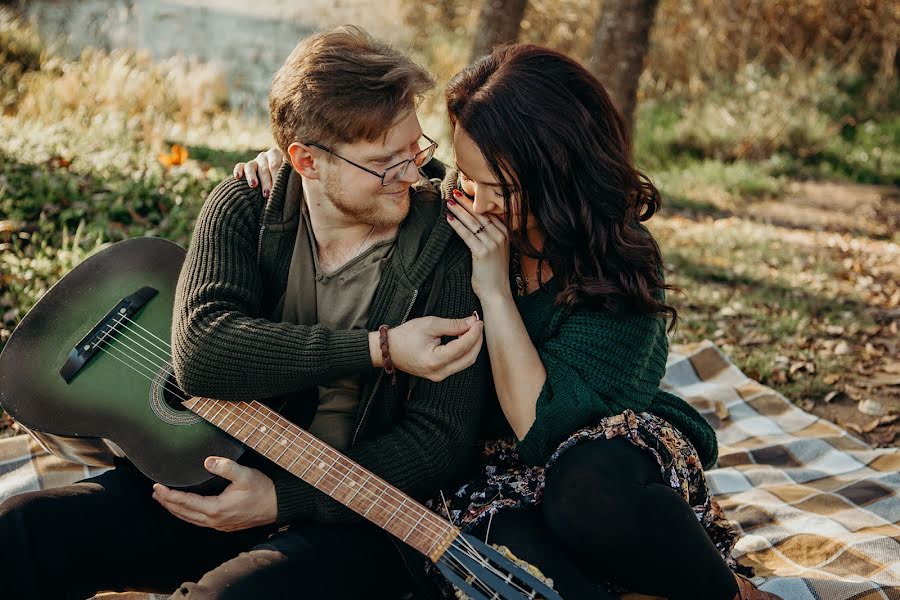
top-left (269, 26), bottom-right (435, 153)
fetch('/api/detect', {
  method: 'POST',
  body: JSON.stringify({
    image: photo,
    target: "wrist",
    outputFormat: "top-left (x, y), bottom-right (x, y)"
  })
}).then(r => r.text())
top-left (368, 331), bottom-right (384, 368)
top-left (480, 291), bottom-right (515, 311)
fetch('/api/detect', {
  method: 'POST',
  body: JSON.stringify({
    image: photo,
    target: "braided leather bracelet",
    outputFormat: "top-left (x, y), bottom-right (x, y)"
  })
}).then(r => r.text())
top-left (378, 324), bottom-right (397, 384)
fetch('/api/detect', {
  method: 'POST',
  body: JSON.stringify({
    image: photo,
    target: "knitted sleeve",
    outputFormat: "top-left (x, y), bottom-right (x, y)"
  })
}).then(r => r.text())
top-left (516, 309), bottom-right (669, 466)
top-left (171, 177), bottom-right (372, 400)
top-left (269, 249), bottom-right (490, 524)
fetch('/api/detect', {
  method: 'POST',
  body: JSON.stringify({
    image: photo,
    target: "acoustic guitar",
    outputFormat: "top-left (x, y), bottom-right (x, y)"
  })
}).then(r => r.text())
top-left (0, 236), bottom-right (561, 600)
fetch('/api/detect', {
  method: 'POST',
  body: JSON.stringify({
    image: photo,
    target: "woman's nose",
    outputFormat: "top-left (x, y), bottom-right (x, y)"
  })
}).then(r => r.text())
top-left (472, 193), bottom-right (494, 215)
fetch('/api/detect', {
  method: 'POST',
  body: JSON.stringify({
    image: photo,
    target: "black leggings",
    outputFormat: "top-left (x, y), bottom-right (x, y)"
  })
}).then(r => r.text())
top-left (477, 437), bottom-right (739, 600)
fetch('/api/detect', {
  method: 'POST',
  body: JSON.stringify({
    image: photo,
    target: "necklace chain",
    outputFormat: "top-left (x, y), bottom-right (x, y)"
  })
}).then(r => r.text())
top-left (351, 225), bottom-right (377, 261)
top-left (511, 250), bottom-right (542, 296)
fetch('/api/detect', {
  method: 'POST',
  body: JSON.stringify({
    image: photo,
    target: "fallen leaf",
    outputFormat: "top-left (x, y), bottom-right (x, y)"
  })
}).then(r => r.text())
top-left (869, 372), bottom-right (900, 386)
top-left (862, 418), bottom-right (882, 433)
top-left (834, 341), bottom-right (851, 355)
top-left (858, 399), bottom-right (886, 416)
top-left (739, 333), bottom-right (772, 346)
top-left (842, 421), bottom-right (864, 435)
top-left (878, 414), bottom-right (900, 426)
top-left (823, 374), bottom-right (841, 385)
top-left (158, 144), bottom-right (189, 168)
top-left (823, 390), bottom-right (842, 403)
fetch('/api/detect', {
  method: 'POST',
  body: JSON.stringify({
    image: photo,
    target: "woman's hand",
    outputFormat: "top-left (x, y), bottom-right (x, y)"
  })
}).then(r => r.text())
top-left (233, 148), bottom-right (285, 198)
top-left (446, 189), bottom-right (512, 304)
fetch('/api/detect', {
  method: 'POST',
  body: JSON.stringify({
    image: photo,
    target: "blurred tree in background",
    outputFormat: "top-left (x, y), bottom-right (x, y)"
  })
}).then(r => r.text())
top-left (470, 0), bottom-right (528, 61)
top-left (587, 0), bottom-right (659, 134)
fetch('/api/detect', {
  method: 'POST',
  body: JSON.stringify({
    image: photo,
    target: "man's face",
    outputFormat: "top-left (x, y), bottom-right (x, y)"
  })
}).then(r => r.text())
top-left (320, 110), bottom-right (424, 228)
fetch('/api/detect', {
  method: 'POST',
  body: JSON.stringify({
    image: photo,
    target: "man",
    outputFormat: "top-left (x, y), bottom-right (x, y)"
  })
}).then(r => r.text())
top-left (0, 26), bottom-right (488, 599)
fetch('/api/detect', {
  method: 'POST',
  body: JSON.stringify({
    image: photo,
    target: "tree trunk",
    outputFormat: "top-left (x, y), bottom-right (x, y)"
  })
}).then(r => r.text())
top-left (588, 0), bottom-right (660, 136)
top-left (469, 0), bottom-right (528, 62)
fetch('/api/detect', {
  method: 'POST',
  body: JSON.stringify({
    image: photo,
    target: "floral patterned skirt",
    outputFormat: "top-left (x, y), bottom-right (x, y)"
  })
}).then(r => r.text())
top-left (425, 409), bottom-right (747, 596)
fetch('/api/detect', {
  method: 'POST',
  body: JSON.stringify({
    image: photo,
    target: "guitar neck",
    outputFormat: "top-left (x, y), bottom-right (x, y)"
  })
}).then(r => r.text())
top-left (184, 396), bottom-right (459, 562)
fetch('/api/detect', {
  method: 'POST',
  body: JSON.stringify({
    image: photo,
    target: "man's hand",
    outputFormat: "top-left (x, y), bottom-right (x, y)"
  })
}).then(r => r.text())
top-left (369, 315), bottom-right (484, 382)
top-left (152, 457), bottom-right (277, 532)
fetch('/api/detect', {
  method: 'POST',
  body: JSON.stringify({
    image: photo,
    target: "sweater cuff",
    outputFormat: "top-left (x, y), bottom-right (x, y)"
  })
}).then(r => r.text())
top-left (272, 468), bottom-right (316, 526)
top-left (319, 328), bottom-right (375, 380)
top-left (515, 379), bottom-right (554, 466)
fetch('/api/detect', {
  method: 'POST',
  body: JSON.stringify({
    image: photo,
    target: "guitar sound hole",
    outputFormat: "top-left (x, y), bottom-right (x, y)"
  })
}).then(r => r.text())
top-left (162, 372), bottom-right (189, 412)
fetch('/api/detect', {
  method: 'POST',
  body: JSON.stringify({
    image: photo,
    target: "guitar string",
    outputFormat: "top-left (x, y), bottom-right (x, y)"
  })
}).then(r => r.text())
top-left (91, 317), bottom-right (540, 598)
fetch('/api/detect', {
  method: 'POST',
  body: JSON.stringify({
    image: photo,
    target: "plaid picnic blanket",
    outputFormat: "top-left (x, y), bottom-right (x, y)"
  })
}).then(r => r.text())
top-left (1, 341), bottom-right (897, 600)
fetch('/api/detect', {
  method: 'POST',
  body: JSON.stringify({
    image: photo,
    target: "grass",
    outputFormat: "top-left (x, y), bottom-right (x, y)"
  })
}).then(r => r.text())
top-left (1, 11), bottom-right (898, 444)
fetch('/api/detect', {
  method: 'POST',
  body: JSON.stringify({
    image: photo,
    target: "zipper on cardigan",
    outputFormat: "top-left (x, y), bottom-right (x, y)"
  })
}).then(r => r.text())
top-left (256, 224), bottom-right (267, 266)
top-left (351, 288), bottom-right (419, 447)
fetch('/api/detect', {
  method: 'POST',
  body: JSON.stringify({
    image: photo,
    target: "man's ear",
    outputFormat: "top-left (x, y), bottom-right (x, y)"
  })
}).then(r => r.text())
top-left (287, 142), bottom-right (321, 180)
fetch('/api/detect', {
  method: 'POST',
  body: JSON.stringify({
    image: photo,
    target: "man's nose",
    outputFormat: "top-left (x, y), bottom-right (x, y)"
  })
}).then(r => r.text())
top-left (398, 161), bottom-right (420, 184)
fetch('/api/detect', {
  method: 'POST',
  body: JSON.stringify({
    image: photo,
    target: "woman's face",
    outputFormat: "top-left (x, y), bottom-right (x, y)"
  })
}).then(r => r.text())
top-left (452, 126), bottom-right (518, 229)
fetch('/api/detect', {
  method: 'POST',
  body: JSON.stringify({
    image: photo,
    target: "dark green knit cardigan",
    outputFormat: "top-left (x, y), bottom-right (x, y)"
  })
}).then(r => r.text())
top-left (513, 277), bottom-right (719, 469)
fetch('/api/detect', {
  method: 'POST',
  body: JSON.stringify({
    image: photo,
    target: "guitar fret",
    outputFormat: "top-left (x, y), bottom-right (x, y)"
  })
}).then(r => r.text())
top-left (332, 464), bottom-right (352, 501)
top-left (363, 484), bottom-right (385, 517)
top-left (314, 454), bottom-right (337, 486)
top-left (385, 498), bottom-right (405, 527)
top-left (300, 444), bottom-right (327, 478)
top-left (285, 425), bottom-right (312, 471)
top-left (346, 473), bottom-right (370, 504)
top-left (403, 512), bottom-right (427, 542)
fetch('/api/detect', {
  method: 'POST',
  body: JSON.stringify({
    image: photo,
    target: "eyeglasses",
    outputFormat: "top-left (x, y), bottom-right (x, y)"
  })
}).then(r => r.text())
top-left (307, 134), bottom-right (438, 186)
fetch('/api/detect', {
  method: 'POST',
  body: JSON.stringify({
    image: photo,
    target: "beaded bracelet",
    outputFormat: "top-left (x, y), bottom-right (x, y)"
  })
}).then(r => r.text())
top-left (378, 324), bottom-right (397, 384)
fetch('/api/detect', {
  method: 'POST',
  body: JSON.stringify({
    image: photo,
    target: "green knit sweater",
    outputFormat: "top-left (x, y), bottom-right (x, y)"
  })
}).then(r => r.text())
top-left (514, 277), bottom-right (719, 469)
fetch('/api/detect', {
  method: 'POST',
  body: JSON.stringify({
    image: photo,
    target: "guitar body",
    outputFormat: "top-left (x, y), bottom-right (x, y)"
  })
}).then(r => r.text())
top-left (0, 237), bottom-right (243, 490)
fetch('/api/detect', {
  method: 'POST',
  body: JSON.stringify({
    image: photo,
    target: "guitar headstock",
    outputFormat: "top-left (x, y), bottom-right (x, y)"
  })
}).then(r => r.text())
top-left (436, 532), bottom-right (563, 600)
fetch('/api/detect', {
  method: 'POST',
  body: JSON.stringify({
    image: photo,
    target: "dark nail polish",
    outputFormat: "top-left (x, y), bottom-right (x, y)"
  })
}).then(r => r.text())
top-left (452, 189), bottom-right (462, 197)
top-left (447, 198), bottom-right (457, 206)
top-left (263, 189), bottom-right (269, 198)
top-left (447, 213), bottom-right (455, 221)
top-left (250, 180), bottom-right (256, 187)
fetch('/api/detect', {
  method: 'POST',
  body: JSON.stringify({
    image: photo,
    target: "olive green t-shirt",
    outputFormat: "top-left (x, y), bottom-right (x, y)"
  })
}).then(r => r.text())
top-left (277, 200), bottom-right (396, 450)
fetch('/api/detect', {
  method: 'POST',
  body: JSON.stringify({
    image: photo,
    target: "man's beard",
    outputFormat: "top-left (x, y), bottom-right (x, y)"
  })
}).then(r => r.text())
top-left (323, 169), bottom-right (410, 228)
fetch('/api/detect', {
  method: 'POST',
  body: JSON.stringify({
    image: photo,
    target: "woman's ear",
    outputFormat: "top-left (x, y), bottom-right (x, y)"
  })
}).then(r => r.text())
top-left (287, 142), bottom-right (321, 180)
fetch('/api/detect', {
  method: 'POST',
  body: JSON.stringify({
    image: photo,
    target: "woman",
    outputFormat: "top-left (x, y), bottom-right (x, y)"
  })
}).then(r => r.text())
top-left (236, 45), bottom-right (778, 600)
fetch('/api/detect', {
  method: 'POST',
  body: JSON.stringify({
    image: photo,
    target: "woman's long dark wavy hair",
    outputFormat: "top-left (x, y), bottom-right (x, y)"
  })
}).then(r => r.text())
top-left (446, 44), bottom-right (678, 329)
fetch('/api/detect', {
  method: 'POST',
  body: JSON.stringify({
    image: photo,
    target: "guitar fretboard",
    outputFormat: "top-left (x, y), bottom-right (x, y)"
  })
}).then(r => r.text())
top-left (184, 397), bottom-right (459, 562)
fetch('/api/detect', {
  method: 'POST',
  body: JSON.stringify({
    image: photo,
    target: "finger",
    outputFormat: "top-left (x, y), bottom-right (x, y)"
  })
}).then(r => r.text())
top-left (245, 160), bottom-right (259, 188)
top-left (447, 197), bottom-right (488, 233)
top-left (233, 162), bottom-right (245, 180)
top-left (425, 315), bottom-right (479, 338)
top-left (266, 148), bottom-right (283, 183)
top-left (153, 483), bottom-right (220, 515)
top-left (204, 456), bottom-right (248, 484)
top-left (439, 325), bottom-right (485, 378)
top-left (154, 495), bottom-right (210, 527)
top-left (452, 192), bottom-right (509, 240)
top-left (447, 211), bottom-right (486, 252)
top-left (434, 321), bottom-right (483, 362)
top-left (256, 153), bottom-right (273, 197)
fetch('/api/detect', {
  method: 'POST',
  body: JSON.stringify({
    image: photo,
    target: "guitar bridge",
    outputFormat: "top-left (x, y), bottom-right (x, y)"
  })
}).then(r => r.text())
top-left (59, 286), bottom-right (158, 383)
